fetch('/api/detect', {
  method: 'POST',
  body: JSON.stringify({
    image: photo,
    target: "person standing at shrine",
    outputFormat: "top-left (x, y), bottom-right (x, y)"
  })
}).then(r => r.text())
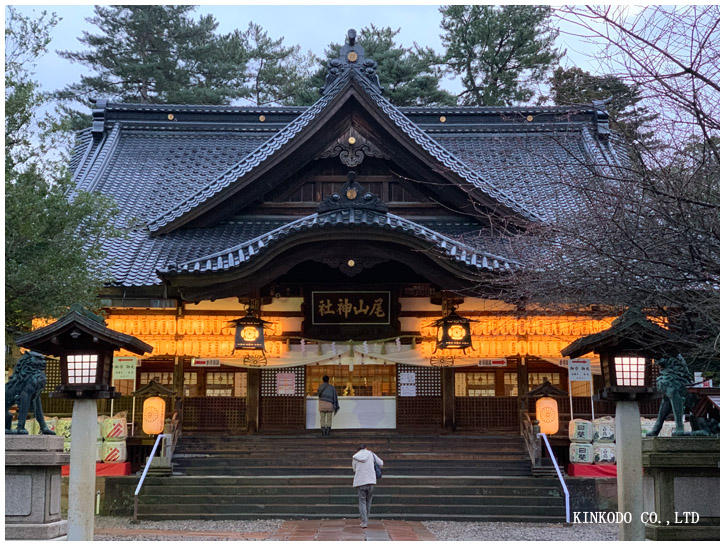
top-left (317, 375), bottom-right (338, 436)
top-left (352, 443), bottom-right (384, 528)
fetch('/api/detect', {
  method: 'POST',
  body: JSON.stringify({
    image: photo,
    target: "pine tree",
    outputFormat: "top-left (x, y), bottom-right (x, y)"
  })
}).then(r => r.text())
top-left (440, 5), bottom-right (563, 106)
top-left (241, 22), bottom-right (314, 106)
top-left (544, 67), bottom-right (658, 146)
top-left (292, 25), bottom-right (456, 107)
top-left (57, 6), bottom-right (249, 105)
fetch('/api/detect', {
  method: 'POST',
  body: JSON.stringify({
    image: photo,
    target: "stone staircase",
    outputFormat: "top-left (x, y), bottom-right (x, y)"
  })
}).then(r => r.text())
top-left (135, 432), bottom-right (566, 522)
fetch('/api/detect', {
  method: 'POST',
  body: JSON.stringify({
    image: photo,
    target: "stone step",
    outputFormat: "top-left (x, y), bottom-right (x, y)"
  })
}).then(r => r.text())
top-left (140, 484), bottom-right (563, 497)
top-left (138, 493), bottom-right (563, 506)
top-left (135, 512), bottom-right (565, 523)
top-left (173, 457), bottom-right (531, 466)
top-left (140, 475), bottom-right (560, 487)
top-left (136, 502), bottom-right (565, 517)
top-left (171, 467), bottom-right (532, 476)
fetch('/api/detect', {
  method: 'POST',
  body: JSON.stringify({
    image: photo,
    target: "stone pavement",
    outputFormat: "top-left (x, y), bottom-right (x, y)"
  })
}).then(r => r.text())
top-left (95, 519), bottom-right (436, 541)
top-left (269, 519), bottom-right (436, 541)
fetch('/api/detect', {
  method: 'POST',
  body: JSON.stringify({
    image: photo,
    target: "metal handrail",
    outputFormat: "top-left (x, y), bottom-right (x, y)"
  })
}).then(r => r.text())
top-left (133, 433), bottom-right (168, 522)
top-left (538, 432), bottom-right (570, 524)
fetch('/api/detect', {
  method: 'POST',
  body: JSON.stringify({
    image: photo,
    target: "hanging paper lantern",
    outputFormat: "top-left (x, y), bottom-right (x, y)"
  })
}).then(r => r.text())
top-left (536, 396), bottom-right (559, 435)
top-left (142, 396), bottom-right (166, 435)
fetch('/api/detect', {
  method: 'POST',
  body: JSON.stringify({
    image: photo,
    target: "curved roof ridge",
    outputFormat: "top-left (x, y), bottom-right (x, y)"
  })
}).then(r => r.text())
top-left (158, 208), bottom-right (519, 278)
top-left (350, 72), bottom-right (544, 222)
top-left (145, 72), bottom-right (354, 233)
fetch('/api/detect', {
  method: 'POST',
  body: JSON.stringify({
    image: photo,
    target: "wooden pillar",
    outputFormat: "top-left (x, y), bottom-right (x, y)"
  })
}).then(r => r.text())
top-left (516, 354), bottom-right (527, 402)
top-left (442, 367), bottom-right (455, 430)
top-left (246, 369), bottom-right (260, 433)
top-left (516, 355), bottom-right (527, 410)
top-left (172, 356), bottom-right (184, 398)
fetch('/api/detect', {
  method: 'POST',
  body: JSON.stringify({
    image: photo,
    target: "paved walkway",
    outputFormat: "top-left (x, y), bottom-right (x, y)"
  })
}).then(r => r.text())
top-left (270, 519), bottom-right (435, 541)
top-left (95, 519), bottom-right (436, 541)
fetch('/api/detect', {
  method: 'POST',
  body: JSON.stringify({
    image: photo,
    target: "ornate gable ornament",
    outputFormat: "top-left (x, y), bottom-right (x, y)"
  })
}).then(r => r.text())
top-left (316, 126), bottom-right (390, 167)
top-left (321, 29), bottom-right (382, 95)
top-left (317, 170), bottom-right (388, 214)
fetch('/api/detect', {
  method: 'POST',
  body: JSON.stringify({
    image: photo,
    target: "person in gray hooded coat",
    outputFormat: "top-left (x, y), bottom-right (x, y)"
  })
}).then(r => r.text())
top-left (352, 443), bottom-right (384, 528)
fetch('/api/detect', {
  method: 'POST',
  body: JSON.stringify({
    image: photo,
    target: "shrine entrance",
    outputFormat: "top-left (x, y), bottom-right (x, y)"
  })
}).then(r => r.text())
top-left (305, 362), bottom-right (397, 429)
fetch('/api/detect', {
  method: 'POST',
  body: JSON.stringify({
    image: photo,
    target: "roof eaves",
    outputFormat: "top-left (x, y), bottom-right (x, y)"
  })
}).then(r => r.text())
top-left (158, 210), bottom-right (520, 277)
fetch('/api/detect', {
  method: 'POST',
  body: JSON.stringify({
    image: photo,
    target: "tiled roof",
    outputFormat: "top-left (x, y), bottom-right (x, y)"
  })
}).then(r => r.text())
top-left (561, 307), bottom-right (675, 358)
top-left (68, 58), bottom-right (627, 289)
top-left (158, 209), bottom-right (518, 278)
top-left (106, 219), bottom-right (290, 287)
top-left (145, 73), bottom-right (354, 232)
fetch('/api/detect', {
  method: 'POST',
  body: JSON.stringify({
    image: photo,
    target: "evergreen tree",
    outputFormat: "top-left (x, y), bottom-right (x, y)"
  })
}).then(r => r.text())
top-left (241, 22), bottom-right (314, 106)
top-left (6, 8), bottom-right (119, 336)
top-left (440, 5), bottom-right (563, 106)
top-left (544, 67), bottom-right (658, 146)
top-left (57, 6), bottom-right (249, 105)
top-left (292, 25), bottom-right (456, 107)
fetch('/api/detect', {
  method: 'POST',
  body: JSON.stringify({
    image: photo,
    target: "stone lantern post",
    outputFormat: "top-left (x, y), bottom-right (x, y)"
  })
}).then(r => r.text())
top-left (562, 308), bottom-right (673, 541)
top-left (16, 304), bottom-right (152, 541)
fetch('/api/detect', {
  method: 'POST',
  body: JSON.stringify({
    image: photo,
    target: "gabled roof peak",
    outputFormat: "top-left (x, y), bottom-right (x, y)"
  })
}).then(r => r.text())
top-left (321, 29), bottom-right (382, 95)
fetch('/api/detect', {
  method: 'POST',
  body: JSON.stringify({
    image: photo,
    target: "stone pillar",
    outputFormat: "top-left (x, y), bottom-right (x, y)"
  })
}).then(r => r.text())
top-left (67, 398), bottom-right (98, 541)
top-left (5, 435), bottom-right (69, 540)
top-left (615, 400), bottom-right (645, 541)
top-left (641, 437), bottom-right (719, 540)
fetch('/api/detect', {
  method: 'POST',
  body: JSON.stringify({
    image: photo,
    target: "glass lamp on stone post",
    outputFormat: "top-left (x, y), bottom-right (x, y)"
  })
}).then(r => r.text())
top-left (561, 307), bottom-right (672, 541)
top-left (15, 304), bottom-right (151, 541)
top-left (599, 352), bottom-right (657, 401)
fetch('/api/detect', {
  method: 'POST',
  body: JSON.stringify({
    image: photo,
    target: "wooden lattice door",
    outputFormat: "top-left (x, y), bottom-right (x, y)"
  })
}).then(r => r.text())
top-left (259, 366), bottom-right (306, 431)
top-left (396, 364), bottom-right (443, 429)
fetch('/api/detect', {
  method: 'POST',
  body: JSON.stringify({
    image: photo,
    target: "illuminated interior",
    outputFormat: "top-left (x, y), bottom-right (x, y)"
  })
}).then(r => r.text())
top-left (67, 354), bottom-right (98, 384)
top-left (307, 364), bottom-right (396, 396)
top-left (614, 356), bottom-right (646, 386)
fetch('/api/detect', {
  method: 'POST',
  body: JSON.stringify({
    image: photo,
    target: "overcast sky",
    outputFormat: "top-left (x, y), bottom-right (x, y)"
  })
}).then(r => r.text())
top-left (10, 3), bottom-right (612, 105)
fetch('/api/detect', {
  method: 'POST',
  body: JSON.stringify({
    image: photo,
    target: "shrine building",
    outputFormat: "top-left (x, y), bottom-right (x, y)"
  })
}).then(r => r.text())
top-left (50, 32), bottom-right (644, 435)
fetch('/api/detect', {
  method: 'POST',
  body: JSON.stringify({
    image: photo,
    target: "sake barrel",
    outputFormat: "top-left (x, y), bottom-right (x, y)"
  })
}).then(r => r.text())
top-left (568, 419), bottom-right (593, 443)
top-left (45, 416), bottom-right (59, 434)
top-left (660, 421), bottom-right (676, 437)
top-left (63, 440), bottom-right (71, 453)
top-left (98, 416), bottom-right (109, 440)
top-left (569, 442), bottom-right (594, 464)
top-left (25, 418), bottom-right (40, 435)
top-left (593, 442), bottom-right (616, 464)
top-left (593, 416), bottom-right (616, 443)
top-left (102, 439), bottom-right (127, 463)
top-left (640, 417), bottom-right (657, 437)
top-left (102, 416), bottom-right (128, 440)
top-left (56, 418), bottom-right (72, 439)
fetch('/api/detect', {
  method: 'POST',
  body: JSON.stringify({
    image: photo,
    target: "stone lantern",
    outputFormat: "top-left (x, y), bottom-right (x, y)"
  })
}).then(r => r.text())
top-left (16, 304), bottom-right (152, 399)
top-left (15, 304), bottom-right (151, 541)
top-left (561, 307), bottom-right (677, 541)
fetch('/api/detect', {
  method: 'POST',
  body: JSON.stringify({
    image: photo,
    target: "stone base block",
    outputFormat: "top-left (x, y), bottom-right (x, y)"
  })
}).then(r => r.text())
top-left (645, 522), bottom-right (719, 541)
top-left (5, 519), bottom-right (68, 540)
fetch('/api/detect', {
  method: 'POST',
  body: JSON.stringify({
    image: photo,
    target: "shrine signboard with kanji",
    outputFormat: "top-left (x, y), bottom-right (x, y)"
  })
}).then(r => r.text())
top-left (312, 291), bottom-right (391, 325)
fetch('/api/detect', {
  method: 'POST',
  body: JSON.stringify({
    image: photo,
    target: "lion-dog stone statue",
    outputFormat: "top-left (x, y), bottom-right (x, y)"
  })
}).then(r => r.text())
top-left (647, 354), bottom-right (712, 437)
top-left (5, 351), bottom-right (56, 435)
